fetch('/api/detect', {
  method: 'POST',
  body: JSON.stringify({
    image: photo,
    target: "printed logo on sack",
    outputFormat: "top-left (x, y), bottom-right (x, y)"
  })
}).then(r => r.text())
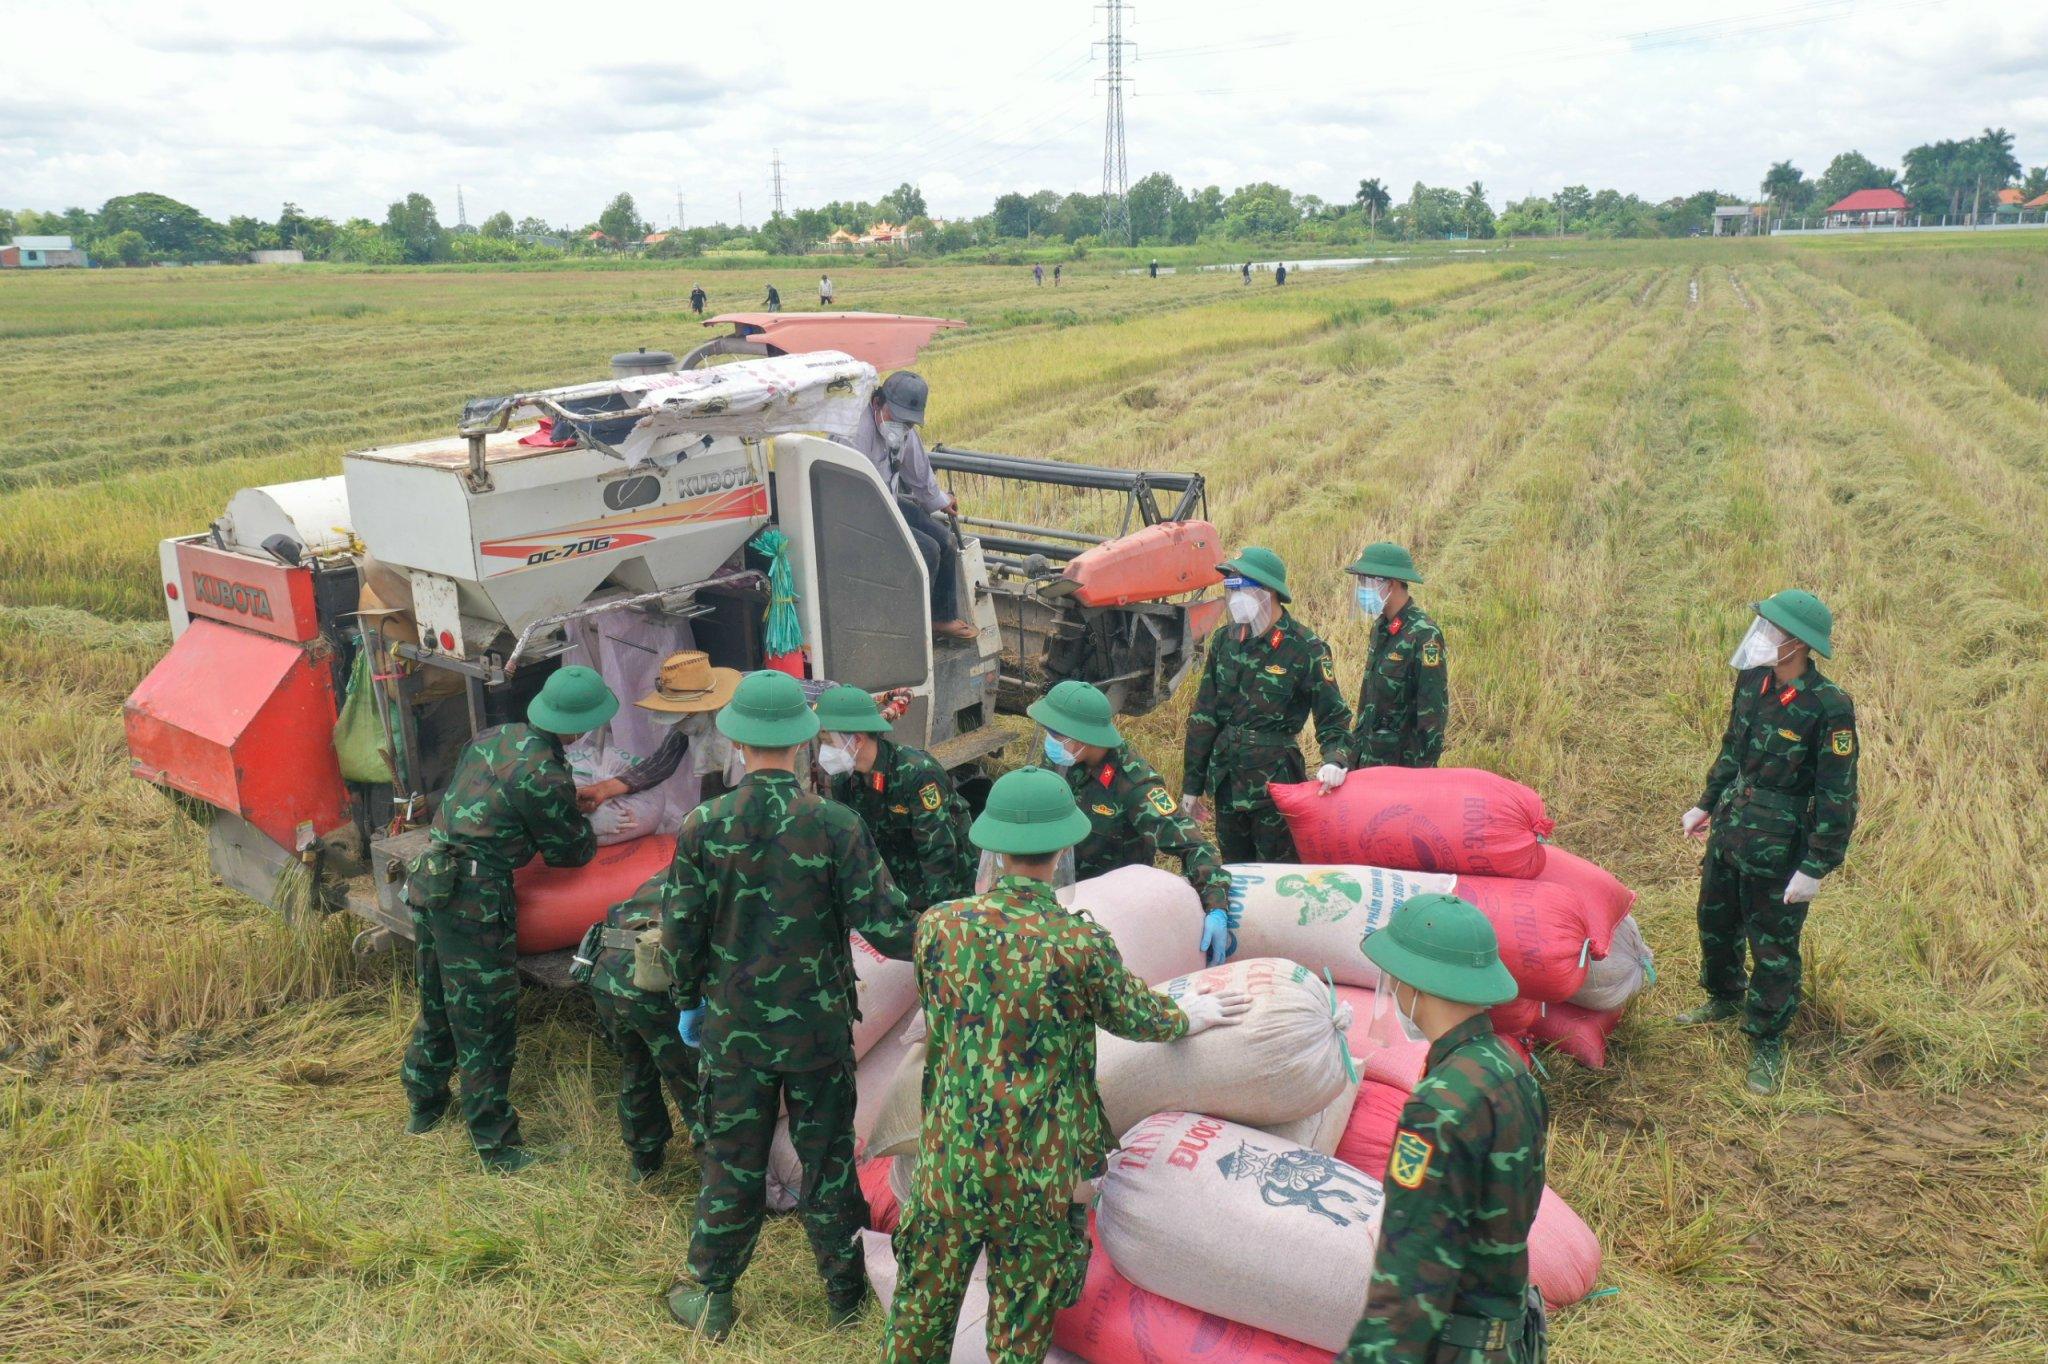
top-left (190, 572), bottom-right (274, 621)
top-left (1217, 1141), bottom-right (1382, 1226)
top-left (480, 480), bottom-right (768, 574)
top-left (1390, 1129), bottom-right (1435, 1189)
top-left (1273, 870), bottom-right (1362, 926)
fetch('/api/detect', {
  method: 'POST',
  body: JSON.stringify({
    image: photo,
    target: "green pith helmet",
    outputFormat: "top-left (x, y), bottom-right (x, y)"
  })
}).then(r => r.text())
top-left (1754, 589), bottom-right (1834, 658)
top-left (1363, 893), bottom-right (1517, 1006)
top-left (970, 766), bottom-right (1094, 855)
top-left (1026, 679), bottom-right (1122, 749)
top-left (1217, 546), bottom-right (1292, 602)
top-left (813, 684), bottom-right (892, 735)
top-left (527, 665), bottom-right (619, 735)
top-left (1346, 541), bottom-right (1423, 584)
top-left (715, 670), bottom-right (822, 747)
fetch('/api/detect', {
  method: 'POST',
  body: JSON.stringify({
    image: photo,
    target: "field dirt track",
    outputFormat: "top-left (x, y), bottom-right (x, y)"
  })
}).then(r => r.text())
top-left (2, 243), bottom-right (2044, 1362)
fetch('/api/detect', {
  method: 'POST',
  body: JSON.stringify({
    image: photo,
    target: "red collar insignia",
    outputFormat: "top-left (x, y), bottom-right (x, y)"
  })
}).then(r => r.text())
top-left (1388, 617), bottom-right (1403, 636)
top-left (1778, 686), bottom-right (1798, 706)
top-left (1097, 762), bottom-right (1116, 788)
top-left (1267, 627), bottom-right (1283, 648)
top-left (870, 770), bottom-right (886, 793)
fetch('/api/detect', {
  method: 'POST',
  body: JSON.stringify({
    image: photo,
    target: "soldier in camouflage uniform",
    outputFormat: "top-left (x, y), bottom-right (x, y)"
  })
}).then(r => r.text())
top-left (399, 665), bottom-right (613, 1174)
top-left (1343, 894), bottom-right (1547, 1364)
top-left (880, 767), bottom-right (1251, 1364)
top-left (574, 870), bottom-right (700, 1181)
top-left (814, 685), bottom-right (974, 915)
top-left (1026, 680), bottom-right (1235, 965)
top-left (1183, 547), bottom-right (1353, 863)
top-left (1345, 541), bottom-right (1448, 769)
top-left (658, 670), bottom-right (917, 1341)
top-left (1679, 590), bottom-right (1858, 1096)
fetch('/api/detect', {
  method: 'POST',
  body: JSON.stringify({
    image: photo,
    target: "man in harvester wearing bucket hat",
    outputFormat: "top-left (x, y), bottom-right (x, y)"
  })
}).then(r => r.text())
top-left (1678, 589), bottom-right (1858, 1097)
top-left (659, 670), bottom-right (917, 1341)
top-left (1182, 545), bottom-right (1353, 862)
top-left (399, 665), bottom-right (615, 1174)
top-left (574, 649), bottom-right (743, 815)
top-left (1343, 894), bottom-right (1549, 1364)
top-left (880, 767), bottom-right (1251, 1364)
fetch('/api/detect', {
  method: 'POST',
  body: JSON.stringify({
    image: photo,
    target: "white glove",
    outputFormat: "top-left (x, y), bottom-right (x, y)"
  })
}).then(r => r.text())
top-left (1783, 871), bottom-right (1822, 904)
top-left (1178, 988), bottom-right (1252, 1036)
top-left (1181, 794), bottom-right (1212, 824)
top-left (1317, 763), bottom-right (1347, 794)
top-left (1681, 806), bottom-right (1710, 839)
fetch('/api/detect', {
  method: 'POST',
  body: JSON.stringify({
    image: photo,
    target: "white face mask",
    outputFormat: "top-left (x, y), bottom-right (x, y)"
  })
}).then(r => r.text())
top-left (878, 417), bottom-right (910, 453)
top-left (1226, 588), bottom-right (1266, 626)
top-left (1371, 973), bottom-right (1427, 1044)
top-left (817, 737), bottom-right (857, 777)
top-left (1729, 616), bottom-right (1790, 670)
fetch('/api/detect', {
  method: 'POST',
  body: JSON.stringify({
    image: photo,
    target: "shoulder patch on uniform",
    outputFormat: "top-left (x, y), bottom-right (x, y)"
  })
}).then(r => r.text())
top-left (1145, 786), bottom-right (1177, 818)
top-left (1317, 652), bottom-right (1335, 680)
top-left (1830, 728), bottom-right (1855, 756)
top-left (1389, 1129), bottom-right (1434, 1189)
top-left (1421, 640), bottom-right (1442, 667)
top-left (918, 782), bottom-right (943, 812)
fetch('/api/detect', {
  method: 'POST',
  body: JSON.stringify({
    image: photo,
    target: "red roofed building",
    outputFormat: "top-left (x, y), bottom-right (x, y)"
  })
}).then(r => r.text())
top-left (2028, 191), bottom-right (2048, 211)
top-left (1824, 188), bottom-right (1908, 227)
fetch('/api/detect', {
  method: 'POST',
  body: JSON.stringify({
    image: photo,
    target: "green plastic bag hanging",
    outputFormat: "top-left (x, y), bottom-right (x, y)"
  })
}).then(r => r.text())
top-left (332, 635), bottom-right (396, 783)
top-left (751, 527), bottom-right (806, 665)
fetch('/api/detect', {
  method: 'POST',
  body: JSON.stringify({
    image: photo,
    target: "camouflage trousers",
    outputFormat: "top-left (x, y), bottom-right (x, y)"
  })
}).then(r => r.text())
top-left (591, 987), bottom-right (701, 1156)
top-left (1216, 801), bottom-right (1298, 863)
top-left (688, 1058), bottom-right (865, 1296)
top-left (879, 1203), bottom-right (1090, 1364)
top-left (1212, 754), bottom-right (1302, 862)
top-left (400, 882), bottom-right (523, 1162)
top-left (1696, 842), bottom-right (1811, 1041)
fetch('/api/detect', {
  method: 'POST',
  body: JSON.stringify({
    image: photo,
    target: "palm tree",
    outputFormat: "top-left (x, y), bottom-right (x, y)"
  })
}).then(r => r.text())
top-left (1761, 160), bottom-right (1806, 220)
top-left (1355, 178), bottom-right (1391, 236)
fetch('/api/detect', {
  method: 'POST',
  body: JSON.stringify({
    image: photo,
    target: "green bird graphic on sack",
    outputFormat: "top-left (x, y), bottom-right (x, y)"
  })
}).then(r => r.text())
top-left (1274, 871), bottom-right (1363, 927)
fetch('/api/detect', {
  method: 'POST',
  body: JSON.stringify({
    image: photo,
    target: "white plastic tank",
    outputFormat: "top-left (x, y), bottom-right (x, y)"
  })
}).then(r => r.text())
top-left (220, 477), bottom-right (354, 558)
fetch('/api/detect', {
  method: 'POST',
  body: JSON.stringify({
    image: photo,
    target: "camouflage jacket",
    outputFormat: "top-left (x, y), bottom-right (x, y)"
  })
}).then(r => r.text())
top-left (1183, 612), bottom-right (1353, 810)
top-left (1350, 603), bottom-right (1448, 768)
top-left (431, 723), bottom-right (595, 885)
top-left (588, 871), bottom-right (665, 1002)
top-left (909, 875), bottom-right (1187, 1230)
top-left (829, 738), bottom-right (974, 915)
top-left (1063, 745), bottom-right (1231, 913)
top-left (1344, 1014), bottom-right (1548, 1362)
top-left (659, 770), bottom-right (915, 1071)
top-left (1699, 664), bottom-right (1858, 879)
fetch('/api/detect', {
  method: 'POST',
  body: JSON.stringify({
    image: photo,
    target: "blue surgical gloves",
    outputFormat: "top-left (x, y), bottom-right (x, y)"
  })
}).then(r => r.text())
top-left (677, 1006), bottom-right (706, 1048)
top-left (1199, 909), bottom-right (1233, 966)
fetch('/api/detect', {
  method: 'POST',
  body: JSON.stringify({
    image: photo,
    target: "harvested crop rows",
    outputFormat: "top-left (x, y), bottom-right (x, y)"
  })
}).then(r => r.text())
top-left (2, 244), bottom-right (2044, 1362)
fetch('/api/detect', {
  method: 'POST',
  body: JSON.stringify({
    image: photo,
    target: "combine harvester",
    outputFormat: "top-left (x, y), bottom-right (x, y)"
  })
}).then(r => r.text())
top-left (124, 313), bottom-right (1224, 982)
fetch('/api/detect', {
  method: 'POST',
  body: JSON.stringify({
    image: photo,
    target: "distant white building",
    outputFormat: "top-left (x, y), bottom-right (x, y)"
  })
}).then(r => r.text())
top-left (1, 235), bottom-right (89, 268)
top-left (248, 249), bottom-right (306, 265)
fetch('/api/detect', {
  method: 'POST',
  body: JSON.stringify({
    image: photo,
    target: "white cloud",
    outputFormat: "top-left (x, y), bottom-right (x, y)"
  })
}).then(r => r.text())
top-left (2, 0), bottom-right (2043, 224)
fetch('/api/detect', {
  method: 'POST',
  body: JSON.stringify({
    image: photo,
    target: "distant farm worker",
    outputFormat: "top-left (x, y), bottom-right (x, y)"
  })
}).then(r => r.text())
top-left (879, 767), bottom-right (1253, 1364)
top-left (1149, 258), bottom-right (1159, 278)
top-left (763, 282), bottom-right (781, 312)
top-left (1343, 541), bottom-right (1447, 771)
top-left (1183, 546), bottom-right (1352, 862)
top-left (820, 273), bottom-right (835, 305)
top-left (660, 670), bottom-right (917, 1340)
top-left (576, 649), bottom-right (743, 813)
top-left (1242, 260), bottom-right (1252, 284)
top-left (689, 282), bottom-right (708, 315)
top-left (572, 870), bottom-right (701, 1182)
top-left (834, 370), bottom-right (978, 641)
top-left (814, 684), bottom-right (975, 916)
top-left (1678, 590), bottom-right (1858, 1096)
top-left (1052, 262), bottom-right (1062, 285)
top-left (1033, 262), bottom-right (1045, 286)
top-left (1341, 893), bottom-right (1548, 1364)
top-left (399, 665), bottom-right (613, 1174)
top-left (1275, 262), bottom-right (1288, 285)
top-left (1028, 679), bottom-right (1233, 964)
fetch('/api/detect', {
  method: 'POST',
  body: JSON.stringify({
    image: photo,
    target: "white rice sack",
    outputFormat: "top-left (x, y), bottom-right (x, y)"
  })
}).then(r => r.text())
top-left (853, 930), bottom-right (920, 1060)
top-left (1061, 865), bottom-right (1207, 985)
top-left (1095, 957), bottom-right (1353, 1137)
top-left (566, 738), bottom-right (677, 846)
top-left (1097, 1112), bottom-right (1384, 1351)
top-left (864, 1229), bottom-right (993, 1364)
top-left (1568, 913), bottom-right (1654, 1012)
top-left (771, 1011), bottom-right (927, 1209)
top-left (1227, 864), bottom-right (1457, 988)
top-left (1262, 1073), bottom-right (1361, 1157)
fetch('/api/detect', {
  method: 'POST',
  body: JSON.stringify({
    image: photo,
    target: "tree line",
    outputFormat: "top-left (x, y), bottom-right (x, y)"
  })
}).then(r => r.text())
top-left (8, 128), bottom-right (2040, 266)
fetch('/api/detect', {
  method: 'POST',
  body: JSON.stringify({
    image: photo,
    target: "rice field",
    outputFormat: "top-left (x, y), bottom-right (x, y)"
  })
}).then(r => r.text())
top-left (2, 240), bottom-right (2045, 1362)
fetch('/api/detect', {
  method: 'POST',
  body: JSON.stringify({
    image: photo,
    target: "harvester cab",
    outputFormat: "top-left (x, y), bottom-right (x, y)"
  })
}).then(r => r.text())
top-left (124, 313), bottom-right (1223, 981)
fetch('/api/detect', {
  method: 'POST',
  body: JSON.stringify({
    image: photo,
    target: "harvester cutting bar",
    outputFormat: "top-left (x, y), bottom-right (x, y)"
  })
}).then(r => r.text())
top-left (929, 445), bottom-right (1206, 526)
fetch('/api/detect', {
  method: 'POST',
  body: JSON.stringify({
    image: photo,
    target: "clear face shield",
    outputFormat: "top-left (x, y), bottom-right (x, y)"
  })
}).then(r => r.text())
top-left (1729, 616), bottom-right (1791, 670)
top-left (816, 730), bottom-right (859, 777)
top-left (1354, 575), bottom-right (1391, 618)
top-left (975, 848), bottom-right (1077, 896)
top-left (1366, 971), bottom-right (1427, 1046)
top-left (1039, 727), bottom-right (1080, 769)
top-left (1223, 577), bottom-right (1277, 630)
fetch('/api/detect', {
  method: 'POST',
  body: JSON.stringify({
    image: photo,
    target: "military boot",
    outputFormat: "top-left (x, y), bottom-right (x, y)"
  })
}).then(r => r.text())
top-left (665, 1282), bottom-right (737, 1341)
top-left (1745, 1038), bottom-right (1785, 1096)
top-left (826, 1276), bottom-right (869, 1328)
top-left (405, 1102), bottom-right (449, 1136)
top-left (1674, 998), bottom-right (1740, 1027)
top-left (629, 1148), bottom-right (665, 1184)
top-left (482, 1147), bottom-right (539, 1176)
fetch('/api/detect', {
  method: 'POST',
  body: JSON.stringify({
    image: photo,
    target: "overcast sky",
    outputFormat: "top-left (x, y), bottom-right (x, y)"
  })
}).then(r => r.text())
top-left (4, 0), bottom-right (2045, 227)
